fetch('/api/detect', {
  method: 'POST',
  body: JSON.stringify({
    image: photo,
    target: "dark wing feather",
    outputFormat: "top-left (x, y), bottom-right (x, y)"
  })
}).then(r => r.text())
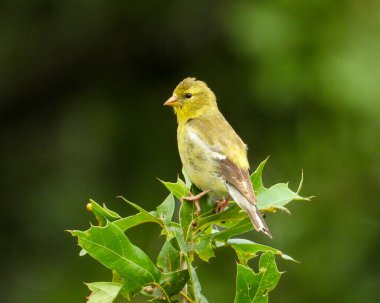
top-left (219, 158), bottom-right (257, 205)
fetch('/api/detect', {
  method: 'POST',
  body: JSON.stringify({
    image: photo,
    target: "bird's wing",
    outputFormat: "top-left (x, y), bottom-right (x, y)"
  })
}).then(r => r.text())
top-left (220, 158), bottom-right (271, 237)
top-left (187, 113), bottom-right (250, 166)
top-left (219, 157), bottom-right (257, 205)
top-left (187, 114), bottom-right (254, 203)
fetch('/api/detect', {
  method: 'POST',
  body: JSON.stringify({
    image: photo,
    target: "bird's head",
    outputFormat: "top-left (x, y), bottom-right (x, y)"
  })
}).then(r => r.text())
top-left (164, 77), bottom-right (217, 123)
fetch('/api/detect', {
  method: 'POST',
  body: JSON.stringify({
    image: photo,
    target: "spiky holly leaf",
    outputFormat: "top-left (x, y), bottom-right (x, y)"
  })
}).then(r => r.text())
top-left (88, 199), bottom-right (121, 226)
top-left (228, 239), bottom-right (296, 264)
top-left (86, 282), bottom-right (122, 303)
top-left (186, 257), bottom-right (209, 303)
top-left (155, 194), bottom-right (176, 226)
top-left (235, 252), bottom-right (282, 303)
top-left (71, 222), bottom-right (161, 298)
top-left (157, 237), bottom-right (181, 272)
top-left (161, 178), bottom-right (190, 200)
top-left (251, 159), bottom-right (310, 213)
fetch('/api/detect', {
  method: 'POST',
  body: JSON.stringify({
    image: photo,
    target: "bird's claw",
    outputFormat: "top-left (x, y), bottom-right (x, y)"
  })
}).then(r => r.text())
top-left (215, 196), bottom-right (231, 213)
top-left (181, 189), bottom-right (210, 215)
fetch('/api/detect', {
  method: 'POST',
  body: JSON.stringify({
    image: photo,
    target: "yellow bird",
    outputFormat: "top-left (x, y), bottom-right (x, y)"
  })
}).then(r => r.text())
top-left (164, 77), bottom-right (272, 238)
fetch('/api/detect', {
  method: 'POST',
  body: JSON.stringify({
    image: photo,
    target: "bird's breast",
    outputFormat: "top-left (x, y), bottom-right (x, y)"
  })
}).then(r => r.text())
top-left (177, 123), bottom-right (228, 196)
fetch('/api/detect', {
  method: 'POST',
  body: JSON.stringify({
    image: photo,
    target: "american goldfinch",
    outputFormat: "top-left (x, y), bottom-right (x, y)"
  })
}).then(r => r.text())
top-left (164, 77), bottom-right (272, 238)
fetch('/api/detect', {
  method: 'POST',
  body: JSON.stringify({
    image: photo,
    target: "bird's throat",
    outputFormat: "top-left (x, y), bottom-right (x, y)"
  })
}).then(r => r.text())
top-left (175, 105), bottom-right (216, 125)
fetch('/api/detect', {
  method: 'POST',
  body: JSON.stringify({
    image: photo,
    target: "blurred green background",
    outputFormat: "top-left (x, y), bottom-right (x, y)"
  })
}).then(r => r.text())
top-left (1, 0), bottom-right (379, 302)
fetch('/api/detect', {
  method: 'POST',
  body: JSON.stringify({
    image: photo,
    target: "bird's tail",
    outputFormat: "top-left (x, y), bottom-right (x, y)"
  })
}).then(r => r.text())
top-left (226, 184), bottom-right (272, 238)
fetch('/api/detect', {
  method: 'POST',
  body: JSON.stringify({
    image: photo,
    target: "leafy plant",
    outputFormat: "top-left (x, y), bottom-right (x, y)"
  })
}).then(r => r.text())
top-left (70, 158), bottom-right (310, 302)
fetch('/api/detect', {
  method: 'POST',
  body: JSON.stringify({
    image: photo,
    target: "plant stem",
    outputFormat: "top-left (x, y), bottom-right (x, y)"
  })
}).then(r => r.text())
top-left (180, 291), bottom-right (195, 303)
top-left (152, 282), bottom-right (171, 303)
top-left (180, 253), bottom-right (188, 303)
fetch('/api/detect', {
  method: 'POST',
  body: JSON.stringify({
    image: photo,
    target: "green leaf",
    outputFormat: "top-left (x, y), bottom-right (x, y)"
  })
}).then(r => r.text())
top-left (71, 222), bottom-right (161, 297)
top-left (250, 158), bottom-right (268, 194)
top-left (234, 252), bottom-right (281, 303)
top-left (173, 225), bottom-right (188, 253)
top-left (161, 178), bottom-right (190, 200)
top-left (192, 236), bottom-right (215, 262)
top-left (117, 196), bottom-right (163, 226)
top-left (160, 270), bottom-right (190, 296)
top-left (186, 257), bottom-right (209, 303)
top-left (114, 212), bottom-right (157, 231)
top-left (257, 183), bottom-right (309, 213)
top-left (141, 270), bottom-right (189, 302)
top-left (195, 204), bottom-right (246, 231)
top-left (86, 282), bottom-right (122, 303)
top-left (111, 271), bottom-right (131, 299)
top-left (157, 238), bottom-right (181, 272)
top-left (212, 218), bottom-right (253, 242)
top-left (227, 239), bottom-right (296, 263)
top-left (89, 199), bottom-right (121, 226)
top-left (249, 160), bottom-right (310, 213)
top-left (162, 178), bottom-right (214, 241)
top-left (111, 270), bottom-right (123, 284)
top-left (156, 194), bottom-right (176, 226)
top-left (180, 195), bottom-right (196, 242)
top-left (162, 177), bottom-right (199, 241)
top-left (113, 195), bottom-right (175, 232)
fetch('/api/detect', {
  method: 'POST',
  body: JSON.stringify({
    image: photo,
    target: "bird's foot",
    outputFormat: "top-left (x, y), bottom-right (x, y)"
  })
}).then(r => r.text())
top-left (181, 190), bottom-right (210, 215)
top-left (215, 196), bottom-right (231, 213)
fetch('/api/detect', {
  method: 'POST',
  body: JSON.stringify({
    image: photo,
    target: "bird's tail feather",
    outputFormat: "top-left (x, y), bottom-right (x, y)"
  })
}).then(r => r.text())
top-left (226, 184), bottom-right (272, 238)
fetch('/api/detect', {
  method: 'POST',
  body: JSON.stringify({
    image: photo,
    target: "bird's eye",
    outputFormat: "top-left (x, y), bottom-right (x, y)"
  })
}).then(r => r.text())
top-left (185, 93), bottom-right (192, 99)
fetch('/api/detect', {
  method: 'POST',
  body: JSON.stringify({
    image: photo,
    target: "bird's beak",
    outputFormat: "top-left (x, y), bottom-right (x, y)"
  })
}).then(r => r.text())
top-left (164, 95), bottom-right (180, 107)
